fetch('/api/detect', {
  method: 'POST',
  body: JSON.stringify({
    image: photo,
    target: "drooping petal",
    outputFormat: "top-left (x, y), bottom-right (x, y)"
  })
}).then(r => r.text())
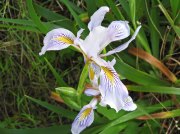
top-left (100, 25), bottom-right (141, 57)
top-left (88, 6), bottom-right (109, 31)
top-left (84, 88), bottom-right (100, 96)
top-left (39, 28), bottom-right (75, 55)
top-left (71, 99), bottom-right (97, 134)
top-left (89, 62), bottom-right (101, 87)
top-left (99, 62), bottom-right (137, 112)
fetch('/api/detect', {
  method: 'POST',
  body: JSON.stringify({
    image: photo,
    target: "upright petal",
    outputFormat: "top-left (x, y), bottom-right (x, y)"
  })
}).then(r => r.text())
top-left (39, 28), bottom-right (75, 55)
top-left (88, 6), bottom-right (109, 31)
top-left (99, 62), bottom-right (137, 112)
top-left (71, 99), bottom-right (97, 134)
top-left (100, 25), bottom-right (141, 57)
top-left (107, 21), bottom-right (130, 41)
top-left (98, 21), bottom-right (130, 52)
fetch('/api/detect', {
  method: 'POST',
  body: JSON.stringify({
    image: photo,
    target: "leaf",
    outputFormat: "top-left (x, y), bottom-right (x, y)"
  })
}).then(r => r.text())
top-left (58, 0), bottom-right (86, 29)
top-left (158, 0), bottom-right (180, 36)
top-left (0, 125), bottom-right (70, 134)
top-left (26, 0), bottom-right (48, 33)
top-left (114, 58), bottom-right (169, 86)
top-left (137, 109), bottom-right (180, 120)
top-left (34, 3), bottom-right (74, 30)
top-left (128, 47), bottom-right (177, 83)
top-left (25, 95), bottom-right (76, 120)
top-left (44, 58), bottom-right (67, 87)
top-left (127, 85), bottom-right (180, 95)
top-left (99, 100), bottom-right (173, 133)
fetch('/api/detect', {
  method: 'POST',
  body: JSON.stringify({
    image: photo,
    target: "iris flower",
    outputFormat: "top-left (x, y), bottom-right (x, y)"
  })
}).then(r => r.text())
top-left (40, 6), bottom-right (141, 133)
top-left (71, 98), bottom-right (98, 134)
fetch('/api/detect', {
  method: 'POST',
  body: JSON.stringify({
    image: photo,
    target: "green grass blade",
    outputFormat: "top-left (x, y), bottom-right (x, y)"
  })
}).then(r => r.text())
top-left (105, 0), bottom-right (125, 20)
top-left (0, 125), bottom-right (70, 134)
top-left (129, 0), bottom-right (136, 27)
top-left (115, 58), bottom-right (169, 86)
top-left (99, 100), bottom-right (173, 133)
top-left (0, 18), bottom-right (35, 26)
top-left (146, 0), bottom-right (161, 58)
top-left (127, 85), bottom-right (180, 95)
top-left (158, 0), bottom-right (180, 36)
top-left (34, 3), bottom-right (74, 30)
top-left (77, 63), bottom-right (89, 95)
top-left (44, 58), bottom-right (67, 87)
top-left (26, 0), bottom-right (48, 33)
top-left (58, 0), bottom-right (86, 29)
top-left (25, 95), bottom-right (76, 120)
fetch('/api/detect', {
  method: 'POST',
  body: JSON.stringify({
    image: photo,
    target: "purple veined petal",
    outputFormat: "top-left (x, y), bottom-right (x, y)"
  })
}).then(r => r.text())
top-left (100, 25), bottom-right (141, 57)
top-left (98, 61), bottom-right (137, 112)
top-left (107, 21), bottom-right (130, 41)
top-left (98, 21), bottom-right (130, 53)
top-left (84, 88), bottom-right (100, 96)
top-left (71, 99), bottom-right (97, 134)
top-left (39, 28), bottom-right (75, 55)
top-left (88, 6), bottom-right (109, 31)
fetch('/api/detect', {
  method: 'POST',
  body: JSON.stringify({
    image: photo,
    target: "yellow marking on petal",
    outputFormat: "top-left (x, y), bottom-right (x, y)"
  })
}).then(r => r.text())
top-left (89, 67), bottom-right (95, 80)
top-left (101, 66), bottom-right (114, 84)
top-left (79, 108), bottom-right (92, 121)
top-left (54, 36), bottom-right (73, 44)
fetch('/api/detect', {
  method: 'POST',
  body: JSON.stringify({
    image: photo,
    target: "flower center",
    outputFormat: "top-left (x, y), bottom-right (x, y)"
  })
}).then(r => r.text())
top-left (54, 36), bottom-right (73, 44)
top-left (101, 66), bottom-right (114, 84)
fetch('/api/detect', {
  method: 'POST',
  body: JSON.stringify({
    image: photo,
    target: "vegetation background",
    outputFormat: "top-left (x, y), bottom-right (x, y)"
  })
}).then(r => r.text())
top-left (0, 0), bottom-right (179, 133)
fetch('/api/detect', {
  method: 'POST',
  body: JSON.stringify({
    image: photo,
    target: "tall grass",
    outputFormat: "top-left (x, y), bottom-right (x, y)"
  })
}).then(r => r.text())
top-left (0, 0), bottom-right (179, 133)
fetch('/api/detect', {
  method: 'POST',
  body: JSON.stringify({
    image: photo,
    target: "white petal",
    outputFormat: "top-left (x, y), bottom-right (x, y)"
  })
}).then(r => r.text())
top-left (88, 6), bottom-right (109, 31)
top-left (107, 21), bottom-right (130, 41)
top-left (84, 88), bottom-right (100, 96)
top-left (99, 61), bottom-right (136, 112)
top-left (100, 25), bottom-right (141, 57)
top-left (81, 26), bottom-right (108, 58)
top-left (39, 28), bottom-right (75, 55)
top-left (108, 58), bottom-right (116, 66)
top-left (71, 99), bottom-right (97, 134)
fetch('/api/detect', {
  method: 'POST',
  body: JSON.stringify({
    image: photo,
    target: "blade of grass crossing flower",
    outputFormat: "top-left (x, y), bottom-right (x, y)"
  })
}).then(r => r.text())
top-left (114, 58), bottom-right (169, 86)
top-left (44, 58), bottom-right (67, 86)
top-left (26, 0), bottom-right (48, 33)
top-left (25, 95), bottom-right (76, 119)
top-left (127, 85), bottom-right (180, 95)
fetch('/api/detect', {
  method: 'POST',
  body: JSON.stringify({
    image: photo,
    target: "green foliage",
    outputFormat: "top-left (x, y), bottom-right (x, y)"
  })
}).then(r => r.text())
top-left (0, 0), bottom-right (179, 134)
